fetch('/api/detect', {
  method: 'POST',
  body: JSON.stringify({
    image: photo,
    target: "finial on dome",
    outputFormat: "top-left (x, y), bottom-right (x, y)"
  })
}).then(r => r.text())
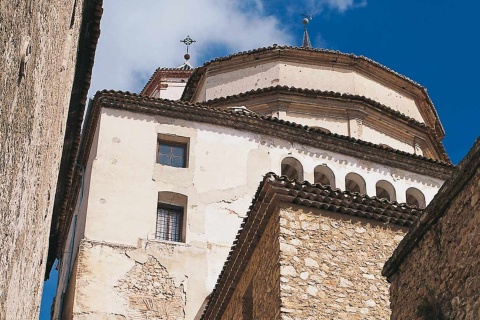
top-left (180, 35), bottom-right (196, 54)
top-left (179, 35), bottom-right (196, 69)
top-left (300, 13), bottom-right (312, 49)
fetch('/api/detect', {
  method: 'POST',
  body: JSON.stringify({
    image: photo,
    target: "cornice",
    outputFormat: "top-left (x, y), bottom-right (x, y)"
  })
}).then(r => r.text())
top-left (200, 86), bottom-right (449, 162)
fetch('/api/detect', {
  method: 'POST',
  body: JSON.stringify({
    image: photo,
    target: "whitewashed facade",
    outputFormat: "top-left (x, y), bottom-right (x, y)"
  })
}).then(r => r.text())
top-left (51, 47), bottom-right (452, 319)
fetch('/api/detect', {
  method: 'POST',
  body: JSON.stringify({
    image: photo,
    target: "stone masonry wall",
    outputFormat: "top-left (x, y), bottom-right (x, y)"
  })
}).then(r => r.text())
top-left (0, 1), bottom-right (85, 318)
top-left (388, 166), bottom-right (480, 319)
top-left (117, 257), bottom-right (185, 319)
top-left (220, 209), bottom-right (281, 320)
top-left (279, 206), bottom-right (406, 320)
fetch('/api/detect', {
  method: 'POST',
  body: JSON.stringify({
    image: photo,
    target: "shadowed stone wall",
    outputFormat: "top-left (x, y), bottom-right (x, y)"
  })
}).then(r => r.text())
top-left (220, 208), bottom-right (281, 320)
top-left (0, 1), bottom-right (86, 318)
top-left (385, 139), bottom-right (480, 320)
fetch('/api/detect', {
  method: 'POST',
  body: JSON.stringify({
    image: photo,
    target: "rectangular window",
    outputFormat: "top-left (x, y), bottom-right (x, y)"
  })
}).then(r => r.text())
top-left (156, 204), bottom-right (183, 242)
top-left (156, 134), bottom-right (189, 168)
top-left (158, 142), bottom-right (186, 168)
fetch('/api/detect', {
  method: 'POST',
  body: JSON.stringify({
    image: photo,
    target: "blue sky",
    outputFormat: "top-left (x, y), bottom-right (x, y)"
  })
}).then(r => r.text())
top-left (40, 0), bottom-right (479, 318)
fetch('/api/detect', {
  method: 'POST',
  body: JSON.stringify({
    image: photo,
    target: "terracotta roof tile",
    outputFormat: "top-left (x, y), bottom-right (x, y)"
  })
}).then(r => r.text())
top-left (95, 90), bottom-right (454, 169)
top-left (140, 66), bottom-right (194, 96)
top-left (201, 85), bottom-right (450, 162)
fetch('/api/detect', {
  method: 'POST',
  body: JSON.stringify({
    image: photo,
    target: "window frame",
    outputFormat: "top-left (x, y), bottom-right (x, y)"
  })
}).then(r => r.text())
top-left (156, 134), bottom-right (190, 168)
top-left (156, 203), bottom-right (184, 243)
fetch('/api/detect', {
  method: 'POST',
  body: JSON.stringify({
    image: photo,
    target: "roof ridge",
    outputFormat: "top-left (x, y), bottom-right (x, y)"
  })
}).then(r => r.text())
top-left (94, 90), bottom-right (453, 167)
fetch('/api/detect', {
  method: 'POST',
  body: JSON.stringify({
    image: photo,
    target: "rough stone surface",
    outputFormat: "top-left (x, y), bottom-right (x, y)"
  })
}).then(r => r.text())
top-left (279, 206), bottom-right (406, 320)
top-left (0, 1), bottom-right (85, 318)
top-left (387, 162), bottom-right (480, 320)
top-left (220, 211), bottom-right (281, 320)
top-left (117, 257), bottom-right (185, 319)
top-left (69, 240), bottom-right (191, 319)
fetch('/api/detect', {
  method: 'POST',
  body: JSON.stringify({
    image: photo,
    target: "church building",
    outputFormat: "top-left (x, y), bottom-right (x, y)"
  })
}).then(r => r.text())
top-left (47, 28), bottom-right (453, 319)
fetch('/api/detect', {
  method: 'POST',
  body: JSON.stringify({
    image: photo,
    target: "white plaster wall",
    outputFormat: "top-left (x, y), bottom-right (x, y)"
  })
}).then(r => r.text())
top-left (361, 124), bottom-right (415, 154)
top-left (282, 113), bottom-right (349, 136)
top-left (204, 61), bottom-right (279, 101)
top-left (159, 82), bottom-right (187, 100)
top-left (281, 112), bottom-right (416, 153)
top-left (64, 107), bottom-right (443, 318)
top-left (201, 61), bottom-right (424, 123)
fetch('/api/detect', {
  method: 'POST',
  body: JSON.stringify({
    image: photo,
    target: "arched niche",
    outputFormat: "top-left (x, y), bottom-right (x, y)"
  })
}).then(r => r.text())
top-left (314, 165), bottom-right (336, 188)
top-left (158, 191), bottom-right (188, 207)
top-left (345, 172), bottom-right (366, 194)
top-left (281, 157), bottom-right (304, 181)
top-left (406, 187), bottom-right (426, 208)
top-left (376, 180), bottom-right (396, 201)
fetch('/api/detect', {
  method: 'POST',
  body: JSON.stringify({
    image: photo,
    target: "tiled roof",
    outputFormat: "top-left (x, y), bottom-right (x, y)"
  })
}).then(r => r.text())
top-left (140, 66), bottom-right (194, 96)
top-left (202, 85), bottom-right (449, 162)
top-left (202, 172), bottom-right (422, 319)
top-left (45, 0), bottom-right (103, 278)
top-left (383, 136), bottom-right (480, 279)
top-left (99, 90), bottom-right (452, 168)
top-left (180, 45), bottom-right (445, 139)
top-left (49, 90), bottom-right (453, 270)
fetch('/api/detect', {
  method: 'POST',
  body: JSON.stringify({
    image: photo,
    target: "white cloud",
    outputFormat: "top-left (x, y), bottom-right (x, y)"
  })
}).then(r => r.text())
top-left (306, 0), bottom-right (367, 14)
top-left (89, 0), bottom-right (292, 95)
top-left (88, 0), bottom-right (366, 96)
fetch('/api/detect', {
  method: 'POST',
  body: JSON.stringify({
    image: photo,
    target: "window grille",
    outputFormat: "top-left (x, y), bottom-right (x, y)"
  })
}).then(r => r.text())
top-left (158, 141), bottom-right (186, 168)
top-left (156, 204), bottom-right (183, 242)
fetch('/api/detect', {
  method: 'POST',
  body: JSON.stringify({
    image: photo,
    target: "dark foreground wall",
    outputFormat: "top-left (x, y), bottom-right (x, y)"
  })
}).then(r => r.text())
top-left (384, 137), bottom-right (480, 319)
top-left (0, 1), bottom-right (100, 318)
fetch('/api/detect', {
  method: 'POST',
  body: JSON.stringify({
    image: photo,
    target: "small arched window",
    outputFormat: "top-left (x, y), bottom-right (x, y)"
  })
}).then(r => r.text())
top-left (281, 157), bottom-right (304, 181)
top-left (157, 192), bottom-right (188, 242)
top-left (376, 180), bottom-right (396, 201)
top-left (314, 165), bottom-right (336, 188)
top-left (406, 187), bottom-right (426, 208)
top-left (345, 173), bottom-right (366, 194)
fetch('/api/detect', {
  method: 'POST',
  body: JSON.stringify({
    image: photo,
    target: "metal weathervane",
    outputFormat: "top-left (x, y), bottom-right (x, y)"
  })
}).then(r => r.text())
top-left (300, 12), bottom-right (313, 48)
top-left (301, 12), bottom-right (313, 29)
